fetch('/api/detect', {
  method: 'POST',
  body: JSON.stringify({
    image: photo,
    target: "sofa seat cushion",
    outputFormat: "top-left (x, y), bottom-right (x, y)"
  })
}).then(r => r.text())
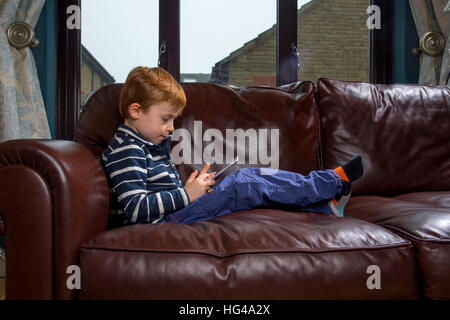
top-left (345, 192), bottom-right (450, 299)
top-left (80, 209), bottom-right (418, 299)
top-left (394, 191), bottom-right (450, 208)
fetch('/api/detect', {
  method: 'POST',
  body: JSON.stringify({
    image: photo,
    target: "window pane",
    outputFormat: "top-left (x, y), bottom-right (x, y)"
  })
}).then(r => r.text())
top-left (297, 0), bottom-right (370, 82)
top-left (81, 0), bottom-right (159, 100)
top-left (181, 0), bottom-right (277, 86)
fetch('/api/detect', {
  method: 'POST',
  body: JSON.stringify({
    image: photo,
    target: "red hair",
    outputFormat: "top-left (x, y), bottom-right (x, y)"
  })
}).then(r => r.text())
top-left (119, 66), bottom-right (186, 118)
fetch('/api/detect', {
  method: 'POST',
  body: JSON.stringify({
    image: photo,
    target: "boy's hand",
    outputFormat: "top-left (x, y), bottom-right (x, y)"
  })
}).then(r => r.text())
top-left (184, 163), bottom-right (216, 202)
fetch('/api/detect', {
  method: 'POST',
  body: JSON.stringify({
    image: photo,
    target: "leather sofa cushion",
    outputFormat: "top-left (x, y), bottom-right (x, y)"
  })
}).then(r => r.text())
top-left (76, 84), bottom-right (124, 161)
top-left (80, 209), bottom-right (418, 299)
top-left (317, 78), bottom-right (450, 196)
top-left (345, 191), bottom-right (450, 299)
top-left (76, 82), bottom-right (321, 184)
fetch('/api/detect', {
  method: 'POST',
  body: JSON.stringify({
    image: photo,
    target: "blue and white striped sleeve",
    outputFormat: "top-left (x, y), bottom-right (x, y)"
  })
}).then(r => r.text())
top-left (103, 142), bottom-right (190, 224)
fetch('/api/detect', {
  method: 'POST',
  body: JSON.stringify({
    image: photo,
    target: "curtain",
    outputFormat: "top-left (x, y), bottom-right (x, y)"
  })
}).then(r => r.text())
top-left (0, 0), bottom-right (50, 142)
top-left (409, 0), bottom-right (450, 85)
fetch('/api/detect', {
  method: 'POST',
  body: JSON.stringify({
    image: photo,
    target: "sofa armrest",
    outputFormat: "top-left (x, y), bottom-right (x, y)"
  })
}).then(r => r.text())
top-left (0, 139), bottom-right (110, 299)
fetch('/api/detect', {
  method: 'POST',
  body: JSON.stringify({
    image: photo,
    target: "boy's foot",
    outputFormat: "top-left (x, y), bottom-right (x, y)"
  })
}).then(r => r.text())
top-left (334, 155), bottom-right (364, 183)
top-left (328, 195), bottom-right (351, 217)
top-left (330, 156), bottom-right (364, 217)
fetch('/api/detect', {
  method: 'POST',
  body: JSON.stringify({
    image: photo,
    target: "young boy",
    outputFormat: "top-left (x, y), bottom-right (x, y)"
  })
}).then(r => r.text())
top-left (102, 66), bottom-right (363, 225)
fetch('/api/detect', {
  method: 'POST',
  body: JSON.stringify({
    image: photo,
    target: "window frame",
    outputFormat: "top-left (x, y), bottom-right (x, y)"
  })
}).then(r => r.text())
top-left (56, 0), bottom-right (81, 140)
top-left (277, 0), bottom-right (298, 87)
top-left (159, 0), bottom-right (180, 82)
top-left (370, 0), bottom-right (394, 84)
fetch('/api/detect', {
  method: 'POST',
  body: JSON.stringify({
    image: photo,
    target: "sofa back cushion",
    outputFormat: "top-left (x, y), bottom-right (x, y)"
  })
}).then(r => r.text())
top-left (76, 81), bottom-right (320, 184)
top-left (76, 83), bottom-right (124, 160)
top-left (317, 78), bottom-right (450, 196)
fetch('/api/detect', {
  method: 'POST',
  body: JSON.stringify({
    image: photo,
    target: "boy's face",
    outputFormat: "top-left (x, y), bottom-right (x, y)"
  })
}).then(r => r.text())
top-left (126, 101), bottom-right (179, 144)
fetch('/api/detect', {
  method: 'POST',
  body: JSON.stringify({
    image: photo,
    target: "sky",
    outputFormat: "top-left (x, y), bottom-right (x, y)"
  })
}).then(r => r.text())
top-left (82, 0), bottom-right (312, 82)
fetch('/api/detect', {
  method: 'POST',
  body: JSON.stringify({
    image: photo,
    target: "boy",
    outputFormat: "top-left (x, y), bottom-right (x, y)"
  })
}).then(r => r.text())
top-left (102, 66), bottom-right (363, 225)
top-left (102, 66), bottom-right (214, 224)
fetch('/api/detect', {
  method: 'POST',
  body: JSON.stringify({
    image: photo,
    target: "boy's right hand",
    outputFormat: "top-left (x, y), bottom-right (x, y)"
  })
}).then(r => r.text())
top-left (184, 163), bottom-right (216, 202)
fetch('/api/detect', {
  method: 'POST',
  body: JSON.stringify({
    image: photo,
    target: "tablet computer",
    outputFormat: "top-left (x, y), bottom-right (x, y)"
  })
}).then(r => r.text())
top-left (212, 156), bottom-right (238, 180)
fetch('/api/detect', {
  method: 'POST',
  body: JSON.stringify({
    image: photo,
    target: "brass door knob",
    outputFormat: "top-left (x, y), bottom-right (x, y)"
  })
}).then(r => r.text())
top-left (6, 21), bottom-right (39, 49)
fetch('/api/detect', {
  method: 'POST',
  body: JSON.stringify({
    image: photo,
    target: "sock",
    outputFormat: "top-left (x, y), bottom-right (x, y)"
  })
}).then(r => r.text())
top-left (334, 155), bottom-right (364, 183)
top-left (329, 156), bottom-right (364, 217)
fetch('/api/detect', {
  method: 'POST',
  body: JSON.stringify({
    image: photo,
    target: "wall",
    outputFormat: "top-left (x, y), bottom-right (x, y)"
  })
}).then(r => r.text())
top-left (297, 0), bottom-right (370, 83)
top-left (227, 29), bottom-right (277, 87)
top-left (81, 61), bottom-right (106, 94)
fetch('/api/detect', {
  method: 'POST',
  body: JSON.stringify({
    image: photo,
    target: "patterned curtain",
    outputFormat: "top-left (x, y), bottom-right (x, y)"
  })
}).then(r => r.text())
top-left (0, 0), bottom-right (50, 142)
top-left (409, 0), bottom-right (450, 85)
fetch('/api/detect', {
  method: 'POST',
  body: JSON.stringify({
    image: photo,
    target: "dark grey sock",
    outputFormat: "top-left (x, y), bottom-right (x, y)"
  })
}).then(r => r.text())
top-left (342, 156), bottom-right (364, 182)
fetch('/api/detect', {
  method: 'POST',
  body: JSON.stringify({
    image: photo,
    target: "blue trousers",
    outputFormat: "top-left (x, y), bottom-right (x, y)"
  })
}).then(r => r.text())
top-left (162, 168), bottom-right (342, 225)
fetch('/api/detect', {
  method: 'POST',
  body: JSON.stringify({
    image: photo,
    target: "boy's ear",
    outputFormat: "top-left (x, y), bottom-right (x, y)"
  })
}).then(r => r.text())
top-left (128, 103), bottom-right (141, 119)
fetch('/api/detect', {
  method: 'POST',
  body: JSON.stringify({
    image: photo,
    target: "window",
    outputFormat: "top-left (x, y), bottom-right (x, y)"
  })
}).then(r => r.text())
top-left (81, 0), bottom-right (159, 94)
top-left (81, 0), bottom-right (371, 89)
top-left (180, 0), bottom-right (277, 87)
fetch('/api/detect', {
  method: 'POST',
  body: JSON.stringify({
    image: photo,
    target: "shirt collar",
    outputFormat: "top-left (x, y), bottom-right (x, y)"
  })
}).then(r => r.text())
top-left (117, 124), bottom-right (172, 150)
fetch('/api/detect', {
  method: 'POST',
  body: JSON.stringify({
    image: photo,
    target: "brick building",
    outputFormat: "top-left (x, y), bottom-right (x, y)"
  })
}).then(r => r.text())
top-left (211, 0), bottom-right (370, 86)
top-left (80, 45), bottom-right (116, 110)
top-left (181, 73), bottom-right (212, 82)
top-left (81, 45), bottom-right (115, 95)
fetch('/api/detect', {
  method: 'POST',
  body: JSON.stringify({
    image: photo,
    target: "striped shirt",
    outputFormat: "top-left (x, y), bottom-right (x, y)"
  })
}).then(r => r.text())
top-left (102, 124), bottom-right (190, 224)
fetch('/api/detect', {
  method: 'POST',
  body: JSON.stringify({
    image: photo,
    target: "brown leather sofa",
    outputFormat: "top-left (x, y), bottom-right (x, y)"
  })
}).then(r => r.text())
top-left (0, 79), bottom-right (448, 300)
